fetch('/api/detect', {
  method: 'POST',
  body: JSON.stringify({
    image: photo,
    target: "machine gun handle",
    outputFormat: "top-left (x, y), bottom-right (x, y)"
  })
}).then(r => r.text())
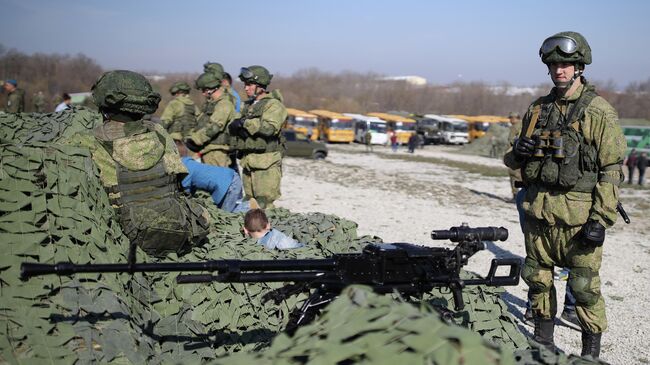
top-left (449, 282), bottom-right (465, 311)
top-left (465, 258), bottom-right (521, 287)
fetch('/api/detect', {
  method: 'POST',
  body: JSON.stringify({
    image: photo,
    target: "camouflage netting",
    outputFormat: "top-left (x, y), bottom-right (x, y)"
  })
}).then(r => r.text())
top-left (1, 110), bottom-right (595, 364)
top-left (213, 286), bottom-right (607, 365)
top-left (461, 124), bottom-right (511, 158)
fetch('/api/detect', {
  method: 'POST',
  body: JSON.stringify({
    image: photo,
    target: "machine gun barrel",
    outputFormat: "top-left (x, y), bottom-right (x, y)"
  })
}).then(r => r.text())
top-left (431, 225), bottom-right (508, 242)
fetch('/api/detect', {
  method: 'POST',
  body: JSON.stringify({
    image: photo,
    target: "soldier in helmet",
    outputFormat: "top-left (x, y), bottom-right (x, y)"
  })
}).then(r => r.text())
top-left (3, 79), bottom-right (25, 113)
top-left (229, 65), bottom-right (287, 209)
top-left (185, 71), bottom-right (237, 168)
top-left (160, 81), bottom-right (199, 141)
top-left (203, 62), bottom-right (241, 112)
top-left (63, 70), bottom-right (209, 256)
top-left (504, 32), bottom-right (626, 358)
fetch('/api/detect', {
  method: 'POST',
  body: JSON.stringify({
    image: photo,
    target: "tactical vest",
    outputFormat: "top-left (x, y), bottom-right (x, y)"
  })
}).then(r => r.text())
top-left (196, 100), bottom-right (230, 146)
top-left (168, 102), bottom-right (197, 139)
top-left (230, 97), bottom-right (284, 153)
top-left (98, 122), bottom-right (209, 256)
top-left (521, 86), bottom-right (599, 192)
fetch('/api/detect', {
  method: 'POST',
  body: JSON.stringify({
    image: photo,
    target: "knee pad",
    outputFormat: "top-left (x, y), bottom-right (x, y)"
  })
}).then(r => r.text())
top-left (522, 257), bottom-right (553, 294)
top-left (568, 267), bottom-right (600, 307)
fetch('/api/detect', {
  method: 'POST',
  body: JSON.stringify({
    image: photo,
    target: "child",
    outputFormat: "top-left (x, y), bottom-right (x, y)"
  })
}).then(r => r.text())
top-left (243, 209), bottom-right (304, 250)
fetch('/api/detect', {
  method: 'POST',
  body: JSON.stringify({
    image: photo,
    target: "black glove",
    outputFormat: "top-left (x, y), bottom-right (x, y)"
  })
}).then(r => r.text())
top-left (514, 136), bottom-right (535, 159)
top-left (582, 220), bottom-right (605, 246)
top-left (184, 139), bottom-right (202, 153)
top-left (228, 118), bottom-right (245, 135)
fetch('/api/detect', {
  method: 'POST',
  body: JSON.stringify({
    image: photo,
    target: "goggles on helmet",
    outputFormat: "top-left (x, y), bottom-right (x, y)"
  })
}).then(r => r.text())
top-left (539, 36), bottom-right (578, 56)
top-left (239, 67), bottom-right (257, 83)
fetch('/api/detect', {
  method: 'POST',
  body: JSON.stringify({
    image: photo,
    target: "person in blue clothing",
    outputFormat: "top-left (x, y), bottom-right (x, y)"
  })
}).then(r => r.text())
top-left (223, 72), bottom-right (241, 113)
top-left (243, 209), bottom-right (304, 250)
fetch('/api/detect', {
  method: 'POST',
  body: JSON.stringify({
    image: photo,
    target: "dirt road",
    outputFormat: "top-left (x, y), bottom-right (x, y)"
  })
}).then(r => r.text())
top-left (276, 143), bottom-right (650, 364)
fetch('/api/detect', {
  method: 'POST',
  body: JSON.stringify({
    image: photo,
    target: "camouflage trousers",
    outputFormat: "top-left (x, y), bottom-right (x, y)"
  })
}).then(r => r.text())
top-left (241, 152), bottom-right (282, 209)
top-left (522, 218), bottom-right (607, 333)
top-left (202, 150), bottom-right (231, 167)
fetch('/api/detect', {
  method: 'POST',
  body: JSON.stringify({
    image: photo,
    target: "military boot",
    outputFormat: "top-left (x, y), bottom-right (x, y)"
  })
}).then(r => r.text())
top-left (533, 318), bottom-right (555, 349)
top-left (581, 331), bottom-right (602, 358)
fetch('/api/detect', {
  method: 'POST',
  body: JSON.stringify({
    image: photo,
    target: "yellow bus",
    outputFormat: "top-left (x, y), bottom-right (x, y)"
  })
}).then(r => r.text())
top-left (450, 115), bottom-right (510, 142)
top-left (309, 109), bottom-right (355, 143)
top-left (286, 108), bottom-right (319, 140)
top-left (367, 112), bottom-right (416, 144)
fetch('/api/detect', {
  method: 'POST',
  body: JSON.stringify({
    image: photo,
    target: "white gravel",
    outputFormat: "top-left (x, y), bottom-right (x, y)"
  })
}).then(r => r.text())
top-left (276, 142), bottom-right (650, 364)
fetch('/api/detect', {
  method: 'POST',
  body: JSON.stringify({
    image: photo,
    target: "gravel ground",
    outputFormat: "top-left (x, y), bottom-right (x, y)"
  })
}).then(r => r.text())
top-left (276, 142), bottom-right (650, 364)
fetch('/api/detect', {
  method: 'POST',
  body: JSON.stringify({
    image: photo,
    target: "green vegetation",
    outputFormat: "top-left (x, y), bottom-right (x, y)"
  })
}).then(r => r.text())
top-left (620, 118), bottom-right (650, 127)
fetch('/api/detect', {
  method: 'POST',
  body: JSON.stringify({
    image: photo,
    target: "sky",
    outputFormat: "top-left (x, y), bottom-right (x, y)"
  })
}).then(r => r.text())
top-left (2, 0), bottom-right (649, 88)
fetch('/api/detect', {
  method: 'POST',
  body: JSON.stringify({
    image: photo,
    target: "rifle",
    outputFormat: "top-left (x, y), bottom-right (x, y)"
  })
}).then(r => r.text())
top-left (21, 224), bottom-right (521, 330)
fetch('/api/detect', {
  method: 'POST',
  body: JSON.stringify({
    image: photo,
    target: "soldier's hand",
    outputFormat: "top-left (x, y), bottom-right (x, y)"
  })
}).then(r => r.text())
top-left (228, 118), bottom-right (245, 135)
top-left (514, 136), bottom-right (535, 159)
top-left (184, 139), bottom-right (202, 153)
top-left (582, 220), bottom-right (605, 246)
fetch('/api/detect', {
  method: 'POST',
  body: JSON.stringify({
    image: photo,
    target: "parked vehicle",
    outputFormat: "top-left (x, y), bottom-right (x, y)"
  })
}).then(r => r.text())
top-left (286, 108), bottom-right (319, 140)
top-left (282, 129), bottom-right (328, 159)
top-left (449, 115), bottom-right (510, 142)
top-left (367, 112), bottom-right (416, 145)
top-left (422, 114), bottom-right (468, 145)
top-left (415, 115), bottom-right (444, 145)
top-left (309, 109), bottom-right (355, 143)
top-left (345, 113), bottom-right (389, 145)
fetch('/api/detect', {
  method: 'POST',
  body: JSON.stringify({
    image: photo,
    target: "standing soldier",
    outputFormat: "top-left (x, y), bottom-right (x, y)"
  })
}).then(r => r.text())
top-left (504, 32), bottom-right (626, 358)
top-left (33, 91), bottom-right (46, 112)
top-left (185, 71), bottom-right (237, 168)
top-left (229, 65), bottom-right (287, 209)
top-left (3, 79), bottom-right (25, 113)
top-left (160, 81), bottom-right (199, 141)
top-left (204, 62), bottom-right (240, 112)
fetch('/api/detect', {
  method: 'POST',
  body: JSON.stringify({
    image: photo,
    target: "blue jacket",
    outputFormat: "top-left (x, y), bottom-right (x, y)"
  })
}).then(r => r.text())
top-left (258, 229), bottom-right (304, 250)
top-left (181, 157), bottom-right (234, 205)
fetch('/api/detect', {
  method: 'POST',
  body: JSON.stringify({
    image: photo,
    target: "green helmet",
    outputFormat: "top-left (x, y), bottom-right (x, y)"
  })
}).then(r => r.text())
top-left (169, 81), bottom-right (191, 95)
top-left (203, 62), bottom-right (224, 75)
top-left (195, 72), bottom-right (223, 90)
top-left (239, 65), bottom-right (273, 87)
top-left (92, 70), bottom-right (161, 115)
top-left (539, 31), bottom-right (592, 66)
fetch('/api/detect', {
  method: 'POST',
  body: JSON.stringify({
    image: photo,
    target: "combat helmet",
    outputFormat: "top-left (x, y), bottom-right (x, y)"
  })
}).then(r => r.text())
top-left (539, 31), bottom-right (592, 66)
top-left (195, 71), bottom-right (223, 90)
top-left (169, 81), bottom-right (191, 95)
top-left (92, 70), bottom-right (161, 117)
top-left (203, 62), bottom-right (224, 75)
top-left (239, 65), bottom-right (273, 88)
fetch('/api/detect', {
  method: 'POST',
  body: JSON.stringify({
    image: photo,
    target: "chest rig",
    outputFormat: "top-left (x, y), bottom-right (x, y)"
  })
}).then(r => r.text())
top-left (230, 98), bottom-right (283, 153)
top-left (521, 86), bottom-right (599, 192)
top-left (168, 101), bottom-right (197, 139)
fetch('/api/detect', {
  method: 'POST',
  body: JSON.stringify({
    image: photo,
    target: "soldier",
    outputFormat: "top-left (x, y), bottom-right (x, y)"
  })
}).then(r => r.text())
top-left (507, 112), bottom-right (523, 201)
top-left (229, 65), bottom-right (287, 209)
top-left (160, 81), bottom-right (199, 141)
top-left (204, 62), bottom-right (241, 112)
top-left (33, 91), bottom-right (46, 112)
top-left (185, 71), bottom-right (237, 168)
top-left (504, 32), bottom-right (625, 358)
top-left (3, 79), bottom-right (25, 113)
top-left (63, 70), bottom-right (209, 256)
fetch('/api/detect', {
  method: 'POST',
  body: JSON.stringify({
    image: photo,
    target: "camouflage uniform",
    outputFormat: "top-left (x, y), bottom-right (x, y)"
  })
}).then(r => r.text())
top-left (63, 70), bottom-right (209, 256)
top-left (190, 92), bottom-right (236, 167)
top-left (160, 94), bottom-right (199, 141)
top-left (505, 82), bottom-right (625, 334)
top-left (5, 88), bottom-right (25, 113)
top-left (507, 118), bottom-right (523, 198)
top-left (33, 92), bottom-right (46, 113)
top-left (237, 91), bottom-right (287, 208)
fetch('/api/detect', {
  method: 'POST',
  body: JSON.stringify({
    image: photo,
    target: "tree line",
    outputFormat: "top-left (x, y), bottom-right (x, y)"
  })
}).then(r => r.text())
top-left (2, 46), bottom-right (648, 120)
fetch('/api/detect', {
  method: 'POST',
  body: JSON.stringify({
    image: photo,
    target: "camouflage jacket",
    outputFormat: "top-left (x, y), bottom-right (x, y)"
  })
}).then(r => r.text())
top-left (190, 91), bottom-right (237, 153)
top-left (239, 90), bottom-right (287, 170)
top-left (160, 95), bottom-right (199, 140)
top-left (63, 119), bottom-right (187, 189)
top-left (504, 83), bottom-right (626, 227)
top-left (5, 88), bottom-right (25, 113)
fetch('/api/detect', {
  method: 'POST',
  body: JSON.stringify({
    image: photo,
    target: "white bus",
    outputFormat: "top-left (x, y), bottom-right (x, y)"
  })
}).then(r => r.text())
top-left (344, 113), bottom-right (389, 145)
top-left (424, 114), bottom-right (469, 145)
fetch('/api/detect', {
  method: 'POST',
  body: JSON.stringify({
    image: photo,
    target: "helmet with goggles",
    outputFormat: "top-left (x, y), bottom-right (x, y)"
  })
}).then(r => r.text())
top-left (239, 65), bottom-right (272, 87)
top-left (539, 31), bottom-right (591, 65)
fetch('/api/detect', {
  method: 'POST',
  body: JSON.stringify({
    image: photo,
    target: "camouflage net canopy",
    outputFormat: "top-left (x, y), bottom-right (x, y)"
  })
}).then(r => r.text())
top-left (461, 124), bottom-right (512, 158)
top-left (216, 286), bottom-right (607, 365)
top-left (0, 109), bottom-right (602, 364)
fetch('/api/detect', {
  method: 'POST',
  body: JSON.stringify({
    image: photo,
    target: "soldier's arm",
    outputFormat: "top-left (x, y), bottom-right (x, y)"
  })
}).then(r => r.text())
top-left (587, 102), bottom-right (626, 228)
top-left (189, 100), bottom-right (234, 145)
top-left (243, 100), bottom-right (287, 137)
top-left (160, 99), bottom-right (181, 129)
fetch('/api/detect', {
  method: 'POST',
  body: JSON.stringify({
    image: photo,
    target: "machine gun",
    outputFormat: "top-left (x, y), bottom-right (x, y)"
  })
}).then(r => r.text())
top-left (21, 224), bottom-right (521, 330)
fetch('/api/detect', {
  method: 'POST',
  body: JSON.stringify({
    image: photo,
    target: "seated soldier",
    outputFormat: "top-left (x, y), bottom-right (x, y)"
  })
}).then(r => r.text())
top-left (63, 70), bottom-right (210, 256)
top-left (243, 209), bottom-right (304, 250)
